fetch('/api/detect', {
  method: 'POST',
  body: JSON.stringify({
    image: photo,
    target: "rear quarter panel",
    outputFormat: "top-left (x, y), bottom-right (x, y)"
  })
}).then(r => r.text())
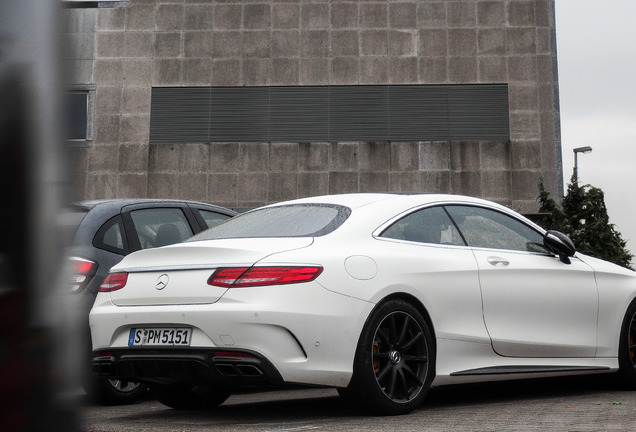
top-left (264, 233), bottom-right (490, 346)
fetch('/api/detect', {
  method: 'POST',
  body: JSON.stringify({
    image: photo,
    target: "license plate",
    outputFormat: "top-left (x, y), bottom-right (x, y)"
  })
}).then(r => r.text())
top-left (128, 328), bottom-right (192, 346)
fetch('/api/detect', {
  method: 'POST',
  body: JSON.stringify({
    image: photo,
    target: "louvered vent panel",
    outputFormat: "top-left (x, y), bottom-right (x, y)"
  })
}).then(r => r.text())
top-left (449, 84), bottom-right (510, 140)
top-left (209, 87), bottom-right (269, 142)
top-left (269, 87), bottom-right (329, 141)
top-left (150, 87), bottom-right (210, 143)
top-left (389, 85), bottom-right (449, 141)
top-left (149, 85), bottom-right (510, 143)
top-left (330, 86), bottom-right (389, 141)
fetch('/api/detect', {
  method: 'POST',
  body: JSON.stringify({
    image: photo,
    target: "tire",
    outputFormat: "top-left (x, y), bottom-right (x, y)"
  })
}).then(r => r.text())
top-left (618, 301), bottom-right (636, 389)
top-left (149, 384), bottom-right (231, 410)
top-left (342, 299), bottom-right (434, 415)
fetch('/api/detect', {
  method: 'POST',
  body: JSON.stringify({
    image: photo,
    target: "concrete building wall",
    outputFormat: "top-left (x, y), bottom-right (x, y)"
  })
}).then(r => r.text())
top-left (64, 0), bottom-right (562, 213)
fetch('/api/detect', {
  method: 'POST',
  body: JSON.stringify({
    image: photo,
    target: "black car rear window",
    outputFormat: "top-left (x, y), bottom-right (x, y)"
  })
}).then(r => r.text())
top-left (93, 215), bottom-right (127, 255)
top-left (189, 204), bottom-right (351, 241)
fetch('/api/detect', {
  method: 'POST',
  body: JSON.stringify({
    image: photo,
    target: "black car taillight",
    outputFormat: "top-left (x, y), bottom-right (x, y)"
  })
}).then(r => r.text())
top-left (99, 272), bottom-right (128, 292)
top-left (208, 266), bottom-right (323, 288)
top-left (69, 257), bottom-right (98, 293)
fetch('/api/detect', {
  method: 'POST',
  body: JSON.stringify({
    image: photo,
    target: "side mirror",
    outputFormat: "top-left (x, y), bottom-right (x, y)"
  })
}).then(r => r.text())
top-left (543, 231), bottom-right (576, 264)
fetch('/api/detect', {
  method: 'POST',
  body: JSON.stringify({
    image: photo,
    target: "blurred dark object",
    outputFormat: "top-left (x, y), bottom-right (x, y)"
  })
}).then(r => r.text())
top-left (0, 1), bottom-right (77, 431)
top-left (0, 68), bottom-right (31, 432)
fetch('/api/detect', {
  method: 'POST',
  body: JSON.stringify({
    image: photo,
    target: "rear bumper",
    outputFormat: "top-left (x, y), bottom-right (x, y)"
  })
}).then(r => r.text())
top-left (90, 281), bottom-right (374, 388)
top-left (92, 348), bottom-right (284, 387)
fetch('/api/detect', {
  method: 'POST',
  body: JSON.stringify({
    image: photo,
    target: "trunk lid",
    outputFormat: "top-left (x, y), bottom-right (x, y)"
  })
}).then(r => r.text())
top-left (108, 238), bottom-right (313, 306)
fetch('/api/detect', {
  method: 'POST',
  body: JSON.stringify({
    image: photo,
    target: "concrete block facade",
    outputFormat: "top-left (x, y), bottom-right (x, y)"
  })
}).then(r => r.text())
top-left (65, 0), bottom-right (562, 213)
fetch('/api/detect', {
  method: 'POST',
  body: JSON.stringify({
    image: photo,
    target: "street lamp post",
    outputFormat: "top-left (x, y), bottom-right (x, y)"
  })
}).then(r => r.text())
top-left (573, 146), bottom-right (593, 182)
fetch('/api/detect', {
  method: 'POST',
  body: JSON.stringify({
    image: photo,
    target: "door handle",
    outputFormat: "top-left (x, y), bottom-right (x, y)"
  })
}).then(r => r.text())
top-left (487, 256), bottom-right (510, 266)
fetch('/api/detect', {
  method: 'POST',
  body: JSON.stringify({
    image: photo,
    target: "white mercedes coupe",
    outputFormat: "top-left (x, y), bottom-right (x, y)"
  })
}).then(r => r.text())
top-left (90, 193), bottom-right (636, 415)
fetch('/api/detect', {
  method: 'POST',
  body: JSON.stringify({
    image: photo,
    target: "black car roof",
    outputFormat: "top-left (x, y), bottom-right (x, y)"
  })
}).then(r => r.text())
top-left (73, 198), bottom-right (236, 213)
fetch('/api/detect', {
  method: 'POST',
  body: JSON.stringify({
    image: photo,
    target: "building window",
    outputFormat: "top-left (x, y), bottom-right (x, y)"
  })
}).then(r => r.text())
top-left (63, 1), bottom-right (129, 8)
top-left (67, 84), bottom-right (94, 147)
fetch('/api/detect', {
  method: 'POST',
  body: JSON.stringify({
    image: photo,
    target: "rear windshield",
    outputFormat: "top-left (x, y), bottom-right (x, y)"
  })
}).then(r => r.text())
top-left (189, 204), bottom-right (351, 241)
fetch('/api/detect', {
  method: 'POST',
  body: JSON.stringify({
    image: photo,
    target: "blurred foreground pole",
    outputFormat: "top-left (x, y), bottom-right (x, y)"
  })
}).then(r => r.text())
top-left (0, 0), bottom-right (77, 430)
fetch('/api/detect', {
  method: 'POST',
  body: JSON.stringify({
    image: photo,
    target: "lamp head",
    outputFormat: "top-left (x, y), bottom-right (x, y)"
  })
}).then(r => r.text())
top-left (573, 146), bottom-right (593, 154)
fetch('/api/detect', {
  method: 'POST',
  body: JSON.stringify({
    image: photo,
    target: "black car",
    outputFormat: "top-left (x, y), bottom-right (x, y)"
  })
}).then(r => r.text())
top-left (65, 199), bottom-right (236, 405)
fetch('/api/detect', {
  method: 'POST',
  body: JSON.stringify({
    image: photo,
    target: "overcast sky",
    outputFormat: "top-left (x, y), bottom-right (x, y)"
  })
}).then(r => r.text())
top-left (555, 0), bottom-right (636, 255)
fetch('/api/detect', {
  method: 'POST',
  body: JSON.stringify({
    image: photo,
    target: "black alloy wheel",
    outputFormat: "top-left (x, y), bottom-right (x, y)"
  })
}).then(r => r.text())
top-left (618, 301), bottom-right (636, 388)
top-left (84, 374), bottom-right (148, 405)
top-left (342, 299), bottom-right (434, 415)
top-left (103, 378), bottom-right (146, 402)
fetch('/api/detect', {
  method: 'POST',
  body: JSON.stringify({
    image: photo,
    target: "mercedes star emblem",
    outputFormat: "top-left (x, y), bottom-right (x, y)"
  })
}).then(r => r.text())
top-left (155, 274), bottom-right (169, 290)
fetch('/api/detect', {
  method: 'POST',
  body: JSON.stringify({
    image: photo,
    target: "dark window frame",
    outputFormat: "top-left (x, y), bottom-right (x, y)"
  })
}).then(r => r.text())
top-left (125, 206), bottom-right (195, 251)
top-left (67, 84), bottom-right (95, 147)
top-left (378, 204), bottom-right (550, 255)
top-left (92, 215), bottom-right (128, 255)
top-left (63, 1), bottom-right (130, 9)
top-left (379, 205), bottom-right (466, 246)
top-left (444, 205), bottom-right (549, 254)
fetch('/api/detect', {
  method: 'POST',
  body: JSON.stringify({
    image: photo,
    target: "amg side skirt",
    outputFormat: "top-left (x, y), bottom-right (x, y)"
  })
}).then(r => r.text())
top-left (450, 365), bottom-right (610, 376)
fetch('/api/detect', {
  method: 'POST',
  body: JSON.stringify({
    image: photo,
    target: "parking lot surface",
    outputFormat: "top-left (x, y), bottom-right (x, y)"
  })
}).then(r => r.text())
top-left (79, 375), bottom-right (636, 431)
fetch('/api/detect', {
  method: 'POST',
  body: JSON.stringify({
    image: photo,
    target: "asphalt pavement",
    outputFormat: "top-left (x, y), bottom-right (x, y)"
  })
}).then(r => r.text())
top-left (77, 375), bottom-right (636, 432)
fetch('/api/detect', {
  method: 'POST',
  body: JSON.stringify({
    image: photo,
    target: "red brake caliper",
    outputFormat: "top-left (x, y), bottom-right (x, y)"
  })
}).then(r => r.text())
top-left (373, 341), bottom-right (380, 374)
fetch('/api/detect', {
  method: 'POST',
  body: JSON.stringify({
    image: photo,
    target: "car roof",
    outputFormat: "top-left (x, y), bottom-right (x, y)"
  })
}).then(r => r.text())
top-left (72, 198), bottom-right (236, 213)
top-left (78, 198), bottom-right (209, 207)
top-left (271, 193), bottom-right (500, 211)
top-left (267, 193), bottom-right (536, 233)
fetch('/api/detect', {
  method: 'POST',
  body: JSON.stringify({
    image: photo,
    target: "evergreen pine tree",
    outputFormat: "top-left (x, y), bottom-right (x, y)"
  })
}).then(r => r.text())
top-left (537, 177), bottom-right (633, 270)
top-left (537, 178), bottom-right (566, 231)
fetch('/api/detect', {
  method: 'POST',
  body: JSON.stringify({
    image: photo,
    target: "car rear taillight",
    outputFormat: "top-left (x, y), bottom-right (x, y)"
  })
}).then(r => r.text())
top-left (99, 272), bottom-right (128, 292)
top-left (208, 266), bottom-right (323, 288)
top-left (69, 257), bottom-right (98, 293)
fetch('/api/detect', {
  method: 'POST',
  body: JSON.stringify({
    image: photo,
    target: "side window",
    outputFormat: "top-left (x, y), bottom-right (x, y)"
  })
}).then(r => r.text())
top-left (129, 208), bottom-right (194, 249)
top-left (380, 206), bottom-right (465, 246)
top-left (445, 206), bottom-right (548, 253)
top-left (198, 210), bottom-right (232, 229)
top-left (93, 215), bottom-right (127, 255)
